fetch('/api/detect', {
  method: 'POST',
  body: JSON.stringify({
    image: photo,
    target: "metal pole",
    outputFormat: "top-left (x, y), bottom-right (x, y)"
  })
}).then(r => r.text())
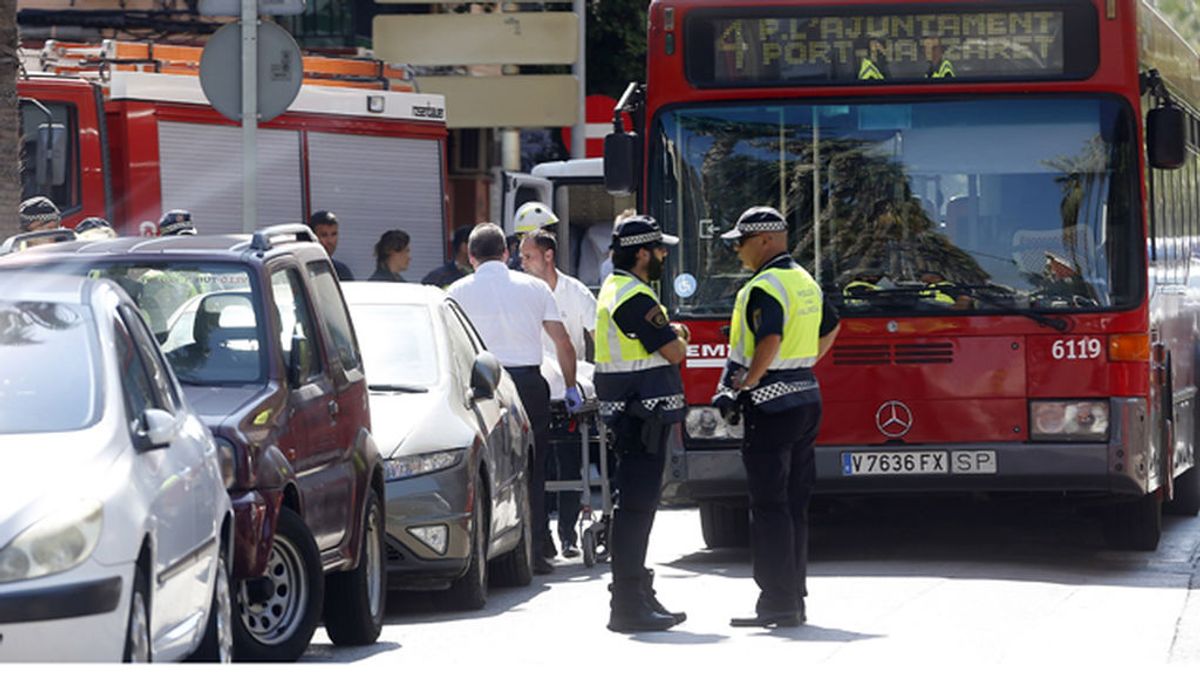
top-left (571, 0), bottom-right (586, 159)
top-left (241, 0), bottom-right (258, 233)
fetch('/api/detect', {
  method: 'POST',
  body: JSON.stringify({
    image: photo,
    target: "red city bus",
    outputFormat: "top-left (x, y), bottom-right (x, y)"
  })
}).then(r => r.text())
top-left (604, 0), bottom-right (1200, 550)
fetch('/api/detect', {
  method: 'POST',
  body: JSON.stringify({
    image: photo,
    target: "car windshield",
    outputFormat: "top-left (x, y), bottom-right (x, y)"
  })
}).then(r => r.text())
top-left (347, 303), bottom-right (440, 389)
top-left (650, 95), bottom-right (1141, 317)
top-left (86, 263), bottom-right (265, 385)
top-left (0, 301), bottom-right (100, 433)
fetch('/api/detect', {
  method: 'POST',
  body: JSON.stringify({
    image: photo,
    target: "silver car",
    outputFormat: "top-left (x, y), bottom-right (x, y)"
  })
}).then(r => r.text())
top-left (342, 282), bottom-right (534, 609)
top-left (0, 273), bottom-right (234, 662)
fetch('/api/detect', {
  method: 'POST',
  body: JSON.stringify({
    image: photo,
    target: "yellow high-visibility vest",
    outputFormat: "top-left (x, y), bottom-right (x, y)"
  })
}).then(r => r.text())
top-left (595, 272), bottom-right (670, 374)
top-left (859, 58), bottom-right (885, 80)
top-left (729, 264), bottom-right (822, 371)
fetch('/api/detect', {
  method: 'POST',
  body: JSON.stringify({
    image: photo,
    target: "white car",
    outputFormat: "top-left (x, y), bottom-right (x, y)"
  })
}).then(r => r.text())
top-left (0, 273), bottom-right (234, 662)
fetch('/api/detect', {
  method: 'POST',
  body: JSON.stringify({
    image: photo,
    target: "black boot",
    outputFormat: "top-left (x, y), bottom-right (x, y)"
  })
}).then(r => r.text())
top-left (607, 580), bottom-right (677, 633)
top-left (642, 569), bottom-right (686, 625)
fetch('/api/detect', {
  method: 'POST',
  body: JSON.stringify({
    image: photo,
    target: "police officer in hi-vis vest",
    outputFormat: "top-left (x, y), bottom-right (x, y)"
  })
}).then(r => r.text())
top-left (713, 206), bottom-right (841, 628)
top-left (595, 215), bottom-right (689, 633)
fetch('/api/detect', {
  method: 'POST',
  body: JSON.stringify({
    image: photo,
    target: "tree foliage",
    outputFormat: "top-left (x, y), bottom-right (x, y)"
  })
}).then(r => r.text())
top-left (586, 0), bottom-right (648, 97)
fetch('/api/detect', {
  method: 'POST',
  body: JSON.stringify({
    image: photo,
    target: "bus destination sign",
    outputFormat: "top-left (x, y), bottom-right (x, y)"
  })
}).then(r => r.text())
top-left (685, 6), bottom-right (1093, 86)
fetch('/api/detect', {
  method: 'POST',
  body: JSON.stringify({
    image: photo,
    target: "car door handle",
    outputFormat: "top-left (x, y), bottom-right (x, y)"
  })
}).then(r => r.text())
top-left (328, 400), bottom-right (340, 418)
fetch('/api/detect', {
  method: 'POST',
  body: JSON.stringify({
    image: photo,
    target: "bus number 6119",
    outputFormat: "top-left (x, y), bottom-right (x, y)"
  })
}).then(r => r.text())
top-left (1051, 337), bottom-right (1102, 360)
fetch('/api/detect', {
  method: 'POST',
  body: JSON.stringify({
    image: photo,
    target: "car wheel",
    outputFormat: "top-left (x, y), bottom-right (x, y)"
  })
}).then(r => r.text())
top-left (123, 563), bottom-right (151, 663)
top-left (189, 543), bottom-right (233, 662)
top-left (324, 490), bottom-right (386, 645)
top-left (699, 502), bottom-right (750, 549)
top-left (445, 476), bottom-right (488, 610)
top-left (233, 507), bottom-right (324, 662)
top-left (489, 473), bottom-right (533, 587)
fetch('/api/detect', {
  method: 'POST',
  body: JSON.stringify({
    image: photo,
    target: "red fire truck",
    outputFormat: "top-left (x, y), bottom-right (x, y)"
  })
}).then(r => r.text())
top-left (604, 0), bottom-right (1200, 550)
top-left (18, 40), bottom-right (450, 282)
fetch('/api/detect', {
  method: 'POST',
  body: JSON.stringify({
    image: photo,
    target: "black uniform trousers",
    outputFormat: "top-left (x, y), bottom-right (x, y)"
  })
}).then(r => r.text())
top-left (741, 401), bottom-right (821, 614)
top-left (508, 367), bottom-right (553, 554)
top-left (610, 414), bottom-right (669, 583)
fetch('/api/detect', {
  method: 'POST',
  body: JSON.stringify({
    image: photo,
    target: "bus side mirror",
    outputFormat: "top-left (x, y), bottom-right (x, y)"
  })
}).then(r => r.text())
top-left (604, 131), bottom-right (641, 196)
top-left (1148, 105), bottom-right (1186, 170)
top-left (35, 123), bottom-right (68, 187)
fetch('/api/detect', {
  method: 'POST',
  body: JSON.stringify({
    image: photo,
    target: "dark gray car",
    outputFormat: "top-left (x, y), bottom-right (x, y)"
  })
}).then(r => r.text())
top-left (341, 282), bottom-right (535, 609)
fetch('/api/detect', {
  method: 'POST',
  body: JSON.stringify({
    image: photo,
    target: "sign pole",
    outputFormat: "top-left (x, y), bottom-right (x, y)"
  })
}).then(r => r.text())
top-left (570, 0), bottom-right (585, 159)
top-left (241, 0), bottom-right (258, 233)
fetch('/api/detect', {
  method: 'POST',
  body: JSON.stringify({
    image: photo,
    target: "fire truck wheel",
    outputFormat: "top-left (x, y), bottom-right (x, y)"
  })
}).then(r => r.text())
top-left (1102, 491), bottom-right (1163, 551)
top-left (1166, 466), bottom-right (1200, 517)
top-left (699, 502), bottom-right (749, 549)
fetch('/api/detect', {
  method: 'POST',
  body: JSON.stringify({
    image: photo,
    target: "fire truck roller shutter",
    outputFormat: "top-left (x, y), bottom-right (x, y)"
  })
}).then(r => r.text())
top-left (307, 133), bottom-right (445, 283)
top-left (158, 122), bottom-right (305, 233)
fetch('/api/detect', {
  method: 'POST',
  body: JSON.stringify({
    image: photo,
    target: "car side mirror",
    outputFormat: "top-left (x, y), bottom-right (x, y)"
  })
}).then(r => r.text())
top-left (1148, 105), bottom-right (1186, 170)
top-left (604, 131), bottom-right (641, 196)
top-left (288, 334), bottom-right (313, 387)
top-left (470, 351), bottom-right (503, 400)
top-left (35, 122), bottom-right (68, 187)
top-left (134, 408), bottom-right (175, 451)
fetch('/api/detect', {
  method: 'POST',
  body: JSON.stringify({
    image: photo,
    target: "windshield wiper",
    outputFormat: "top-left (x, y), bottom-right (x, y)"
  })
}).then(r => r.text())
top-left (368, 384), bottom-right (429, 393)
top-left (950, 284), bottom-right (1069, 332)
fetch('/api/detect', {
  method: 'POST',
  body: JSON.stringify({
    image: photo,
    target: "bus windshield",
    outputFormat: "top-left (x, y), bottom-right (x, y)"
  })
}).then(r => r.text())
top-left (650, 96), bottom-right (1141, 318)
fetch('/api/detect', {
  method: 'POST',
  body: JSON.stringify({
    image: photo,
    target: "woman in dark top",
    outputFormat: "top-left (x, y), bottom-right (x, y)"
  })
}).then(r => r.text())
top-left (369, 229), bottom-right (412, 282)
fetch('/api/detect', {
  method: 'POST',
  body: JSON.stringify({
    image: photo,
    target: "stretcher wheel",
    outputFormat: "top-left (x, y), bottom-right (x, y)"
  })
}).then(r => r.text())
top-left (582, 527), bottom-right (597, 568)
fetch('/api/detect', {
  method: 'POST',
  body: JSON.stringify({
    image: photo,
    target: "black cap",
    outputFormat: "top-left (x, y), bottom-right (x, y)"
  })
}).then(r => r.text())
top-left (721, 206), bottom-right (788, 241)
top-left (309, 210), bottom-right (338, 227)
top-left (19, 196), bottom-right (60, 231)
top-left (611, 214), bottom-right (679, 250)
top-left (159, 209), bottom-right (196, 236)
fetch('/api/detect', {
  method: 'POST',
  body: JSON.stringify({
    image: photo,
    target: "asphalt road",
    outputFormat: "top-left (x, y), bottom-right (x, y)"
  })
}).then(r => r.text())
top-left (305, 496), bottom-right (1200, 667)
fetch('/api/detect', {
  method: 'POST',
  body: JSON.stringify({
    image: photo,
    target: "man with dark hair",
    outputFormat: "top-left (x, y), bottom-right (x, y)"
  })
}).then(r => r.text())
top-left (422, 225), bottom-right (473, 288)
top-left (595, 214), bottom-right (689, 633)
top-left (519, 228), bottom-right (597, 558)
top-left (448, 223), bottom-right (583, 575)
top-left (309, 210), bottom-right (354, 281)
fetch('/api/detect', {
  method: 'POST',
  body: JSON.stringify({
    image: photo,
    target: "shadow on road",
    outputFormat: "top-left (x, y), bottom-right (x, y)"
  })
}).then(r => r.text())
top-left (665, 495), bottom-right (1200, 589)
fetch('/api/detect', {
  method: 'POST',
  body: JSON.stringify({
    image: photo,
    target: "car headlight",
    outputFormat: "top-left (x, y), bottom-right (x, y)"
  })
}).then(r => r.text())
top-left (1030, 400), bottom-right (1109, 441)
top-left (685, 406), bottom-right (743, 441)
top-left (0, 499), bottom-right (103, 583)
top-left (384, 449), bottom-right (465, 481)
top-left (215, 436), bottom-right (237, 489)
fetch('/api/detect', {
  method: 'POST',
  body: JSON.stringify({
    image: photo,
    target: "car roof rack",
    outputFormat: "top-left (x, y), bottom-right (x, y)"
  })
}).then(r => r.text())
top-left (250, 224), bottom-right (317, 252)
top-left (0, 228), bottom-right (77, 255)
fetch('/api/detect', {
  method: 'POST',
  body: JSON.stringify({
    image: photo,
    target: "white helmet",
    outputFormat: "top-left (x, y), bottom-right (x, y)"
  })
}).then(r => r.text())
top-left (514, 201), bottom-right (559, 233)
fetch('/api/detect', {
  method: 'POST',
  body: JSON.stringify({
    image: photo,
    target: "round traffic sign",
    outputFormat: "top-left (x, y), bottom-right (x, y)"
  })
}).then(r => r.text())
top-left (199, 21), bottom-right (304, 124)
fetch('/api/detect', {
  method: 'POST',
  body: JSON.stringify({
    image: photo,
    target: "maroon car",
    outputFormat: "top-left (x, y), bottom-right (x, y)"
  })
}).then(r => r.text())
top-left (0, 225), bottom-right (386, 661)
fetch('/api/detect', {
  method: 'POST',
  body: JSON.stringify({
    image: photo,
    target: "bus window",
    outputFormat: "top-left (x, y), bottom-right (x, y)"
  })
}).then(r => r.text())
top-left (19, 100), bottom-right (78, 214)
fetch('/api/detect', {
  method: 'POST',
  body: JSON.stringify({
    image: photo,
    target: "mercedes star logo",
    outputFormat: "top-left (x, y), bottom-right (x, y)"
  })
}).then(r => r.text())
top-left (875, 400), bottom-right (913, 438)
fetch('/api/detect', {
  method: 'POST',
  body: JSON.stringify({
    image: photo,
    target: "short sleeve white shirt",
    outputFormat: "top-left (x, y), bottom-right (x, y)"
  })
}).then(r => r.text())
top-left (448, 260), bottom-right (561, 368)
top-left (542, 272), bottom-right (597, 358)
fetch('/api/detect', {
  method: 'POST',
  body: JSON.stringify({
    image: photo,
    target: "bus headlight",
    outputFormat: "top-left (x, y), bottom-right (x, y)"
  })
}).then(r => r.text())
top-left (685, 407), bottom-right (743, 441)
top-left (1029, 400), bottom-right (1109, 441)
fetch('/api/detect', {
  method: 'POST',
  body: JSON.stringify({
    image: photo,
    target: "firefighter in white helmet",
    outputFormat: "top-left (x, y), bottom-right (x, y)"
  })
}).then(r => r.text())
top-left (514, 200), bottom-right (559, 233)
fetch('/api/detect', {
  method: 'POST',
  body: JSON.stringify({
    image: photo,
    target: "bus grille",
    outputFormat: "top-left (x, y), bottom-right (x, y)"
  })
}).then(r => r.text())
top-left (833, 342), bottom-right (954, 366)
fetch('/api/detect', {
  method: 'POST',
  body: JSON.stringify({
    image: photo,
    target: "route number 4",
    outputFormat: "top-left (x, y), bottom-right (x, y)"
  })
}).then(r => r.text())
top-left (1051, 337), bottom-right (1102, 360)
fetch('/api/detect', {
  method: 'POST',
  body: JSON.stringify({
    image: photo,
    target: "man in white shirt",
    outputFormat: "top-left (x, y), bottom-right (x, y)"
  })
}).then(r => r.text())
top-left (520, 229), bottom-right (597, 558)
top-left (449, 223), bottom-right (581, 575)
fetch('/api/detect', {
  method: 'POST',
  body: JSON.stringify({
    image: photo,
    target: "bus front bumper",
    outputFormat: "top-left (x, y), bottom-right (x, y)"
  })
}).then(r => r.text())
top-left (664, 397), bottom-right (1152, 503)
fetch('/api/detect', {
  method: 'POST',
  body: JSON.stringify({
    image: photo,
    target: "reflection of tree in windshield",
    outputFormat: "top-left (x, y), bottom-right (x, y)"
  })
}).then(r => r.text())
top-left (678, 113), bottom-right (988, 289)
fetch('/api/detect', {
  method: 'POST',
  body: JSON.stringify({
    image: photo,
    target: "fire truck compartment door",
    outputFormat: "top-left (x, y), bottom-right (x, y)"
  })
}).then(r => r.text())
top-left (158, 121), bottom-right (305, 232)
top-left (307, 133), bottom-right (445, 283)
